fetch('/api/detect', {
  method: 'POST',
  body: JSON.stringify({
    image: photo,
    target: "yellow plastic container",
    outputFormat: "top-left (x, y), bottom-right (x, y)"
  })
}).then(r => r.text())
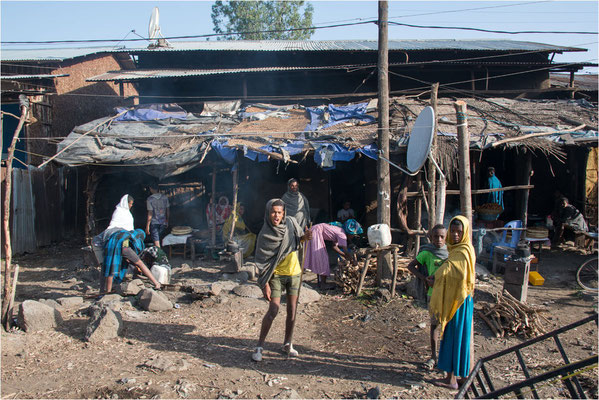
top-left (529, 271), bottom-right (545, 286)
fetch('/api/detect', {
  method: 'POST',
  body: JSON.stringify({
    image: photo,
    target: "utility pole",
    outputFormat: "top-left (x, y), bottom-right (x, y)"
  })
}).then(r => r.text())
top-left (455, 100), bottom-right (473, 225)
top-left (376, 0), bottom-right (392, 284)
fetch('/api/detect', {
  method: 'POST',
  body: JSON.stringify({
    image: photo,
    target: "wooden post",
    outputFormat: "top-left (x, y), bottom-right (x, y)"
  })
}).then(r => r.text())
top-left (415, 173), bottom-right (422, 253)
top-left (84, 168), bottom-right (100, 245)
top-left (210, 166), bottom-right (217, 248)
top-left (427, 83), bottom-right (439, 229)
top-left (455, 101), bottom-right (472, 225)
top-left (2, 97), bottom-right (29, 329)
top-left (228, 164), bottom-right (239, 243)
top-left (518, 152), bottom-right (533, 227)
top-left (376, 0), bottom-right (392, 285)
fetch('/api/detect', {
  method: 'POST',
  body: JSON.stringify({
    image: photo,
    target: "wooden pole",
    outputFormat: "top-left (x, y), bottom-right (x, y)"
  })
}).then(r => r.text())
top-left (6, 264), bottom-right (19, 329)
top-left (376, 0), bottom-right (392, 285)
top-left (2, 97), bottom-right (29, 329)
top-left (455, 100), bottom-right (472, 225)
top-left (427, 83), bottom-right (439, 229)
top-left (84, 168), bottom-right (100, 245)
top-left (518, 152), bottom-right (533, 227)
top-left (415, 173), bottom-right (423, 253)
top-left (228, 164), bottom-right (239, 243)
top-left (210, 167), bottom-right (217, 248)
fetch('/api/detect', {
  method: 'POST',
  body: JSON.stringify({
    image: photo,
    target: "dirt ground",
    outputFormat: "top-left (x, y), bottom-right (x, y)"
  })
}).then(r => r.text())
top-left (1, 241), bottom-right (597, 399)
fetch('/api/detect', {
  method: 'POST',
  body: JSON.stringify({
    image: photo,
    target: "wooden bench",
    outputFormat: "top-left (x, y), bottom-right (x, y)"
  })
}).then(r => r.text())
top-left (355, 244), bottom-right (401, 297)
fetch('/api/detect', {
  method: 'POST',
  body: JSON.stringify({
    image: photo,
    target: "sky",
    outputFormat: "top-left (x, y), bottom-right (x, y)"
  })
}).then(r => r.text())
top-left (1, 0), bottom-right (597, 73)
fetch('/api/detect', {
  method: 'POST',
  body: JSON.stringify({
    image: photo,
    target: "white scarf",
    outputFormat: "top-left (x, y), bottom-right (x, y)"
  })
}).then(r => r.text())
top-left (107, 194), bottom-right (134, 231)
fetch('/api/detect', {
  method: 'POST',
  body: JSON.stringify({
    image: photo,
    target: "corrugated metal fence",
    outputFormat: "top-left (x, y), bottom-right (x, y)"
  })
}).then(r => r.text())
top-left (8, 165), bottom-right (82, 254)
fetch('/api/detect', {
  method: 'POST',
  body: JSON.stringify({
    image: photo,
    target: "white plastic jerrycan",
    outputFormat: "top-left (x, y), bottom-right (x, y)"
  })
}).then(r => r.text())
top-left (367, 224), bottom-right (392, 248)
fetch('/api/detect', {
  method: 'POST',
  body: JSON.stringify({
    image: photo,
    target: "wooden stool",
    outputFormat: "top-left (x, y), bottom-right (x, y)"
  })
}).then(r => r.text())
top-left (167, 242), bottom-right (190, 259)
top-left (355, 244), bottom-right (401, 297)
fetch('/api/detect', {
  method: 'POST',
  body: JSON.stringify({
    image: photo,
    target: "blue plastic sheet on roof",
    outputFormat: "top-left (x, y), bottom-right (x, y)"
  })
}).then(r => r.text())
top-left (211, 140), bottom-right (237, 164)
top-left (304, 102), bottom-right (376, 131)
top-left (114, 103), bottom-right (188, 122)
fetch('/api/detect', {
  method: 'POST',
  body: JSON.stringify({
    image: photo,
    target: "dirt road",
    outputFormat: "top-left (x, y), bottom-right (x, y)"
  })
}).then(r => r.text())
top-left (1, 243), bottom-right (597, 399)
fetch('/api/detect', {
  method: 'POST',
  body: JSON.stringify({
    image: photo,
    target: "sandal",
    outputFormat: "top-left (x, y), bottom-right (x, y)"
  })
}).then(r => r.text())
top-left (252, 346), bottom-right (263, 362)
top-left (423, 358), bottom-right (436, 371)
top-left (282, 343), bottom-right (298, 357)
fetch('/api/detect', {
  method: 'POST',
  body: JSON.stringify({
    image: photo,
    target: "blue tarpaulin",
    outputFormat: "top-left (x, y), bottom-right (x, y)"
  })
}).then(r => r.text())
top-left (305, 102), bottom-right (376, 131)
top-left (211, 140), bottom-right (237, 164)
top-left (115, 104), bottom-right (188, 121)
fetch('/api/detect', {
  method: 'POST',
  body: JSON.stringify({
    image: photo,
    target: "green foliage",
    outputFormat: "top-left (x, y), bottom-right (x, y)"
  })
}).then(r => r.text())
top-left (211, 1), bottom-right (315, 40)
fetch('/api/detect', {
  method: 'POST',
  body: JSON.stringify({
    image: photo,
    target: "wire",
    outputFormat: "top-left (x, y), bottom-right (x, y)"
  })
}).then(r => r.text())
top-left (2, 10), bottom-right (597, 46)
top-left (388, 21), bottom-right (597, 35)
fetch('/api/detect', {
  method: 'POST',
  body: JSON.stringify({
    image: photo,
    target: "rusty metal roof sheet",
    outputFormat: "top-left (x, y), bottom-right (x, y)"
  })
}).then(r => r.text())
top-left (86, 64), bottom-right (373, 82)
top-left (119, 39), bottom-right (584, 53)
top-left (0, 73), bottom-right (69, 80)
top-left (0, 46), bottom-right (120, 61)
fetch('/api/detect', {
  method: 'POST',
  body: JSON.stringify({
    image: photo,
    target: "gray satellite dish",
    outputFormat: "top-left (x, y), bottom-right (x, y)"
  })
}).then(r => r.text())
top-left (406, 106), bottom-right (435, 173)
top-left (379, 106), bottom-right (436, 176)
top-left (149, 7), bottom-right (161, 40)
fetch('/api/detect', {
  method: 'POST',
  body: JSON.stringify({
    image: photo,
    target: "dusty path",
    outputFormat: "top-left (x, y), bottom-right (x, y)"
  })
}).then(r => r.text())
top-left (1, 243), bottom-right (597, 399)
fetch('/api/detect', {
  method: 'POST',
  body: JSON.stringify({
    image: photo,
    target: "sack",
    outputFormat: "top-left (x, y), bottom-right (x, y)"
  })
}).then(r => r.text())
top-left (150, 265), bottom-right (171, 285)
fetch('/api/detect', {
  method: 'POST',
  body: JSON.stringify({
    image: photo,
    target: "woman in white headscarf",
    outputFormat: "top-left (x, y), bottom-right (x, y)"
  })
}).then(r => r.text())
top-left (107, 194), bottom-right (135, 231)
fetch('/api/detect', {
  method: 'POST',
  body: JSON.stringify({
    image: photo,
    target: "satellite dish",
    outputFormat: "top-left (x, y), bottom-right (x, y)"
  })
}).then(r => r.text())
top-left (406, 106), bottom-right (435, 173)
top-left (379, 106), bottom-right (438, 177)
top-left (149, 7), bottom-right (161, 40)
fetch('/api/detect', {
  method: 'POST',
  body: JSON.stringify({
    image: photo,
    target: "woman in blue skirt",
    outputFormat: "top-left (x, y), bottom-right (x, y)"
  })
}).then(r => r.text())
top-left (427, 215), bottom-right (475, 390)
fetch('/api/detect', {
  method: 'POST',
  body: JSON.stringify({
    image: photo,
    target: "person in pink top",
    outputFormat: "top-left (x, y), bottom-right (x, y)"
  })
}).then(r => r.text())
top-left (304, 219), bottom-right (362, 289)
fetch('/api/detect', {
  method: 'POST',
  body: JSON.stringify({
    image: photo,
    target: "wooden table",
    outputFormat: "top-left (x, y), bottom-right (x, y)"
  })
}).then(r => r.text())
top-left (355, 244), bottom-right (401, 297)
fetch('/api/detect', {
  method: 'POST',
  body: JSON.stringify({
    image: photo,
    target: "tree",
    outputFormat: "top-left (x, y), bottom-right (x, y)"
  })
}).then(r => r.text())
top-left (211, 1), bottom-right (314, 40)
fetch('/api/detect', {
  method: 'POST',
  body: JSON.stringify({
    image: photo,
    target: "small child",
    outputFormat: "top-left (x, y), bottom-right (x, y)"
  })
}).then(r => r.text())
top-left (406, 224), bottom-right (448, 370)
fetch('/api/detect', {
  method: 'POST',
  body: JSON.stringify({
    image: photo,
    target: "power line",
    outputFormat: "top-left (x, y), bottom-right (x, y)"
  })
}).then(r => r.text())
top-left (2, 14), bottom-right (597, 46)
top-left (388, 21), bottom-right (597, 35)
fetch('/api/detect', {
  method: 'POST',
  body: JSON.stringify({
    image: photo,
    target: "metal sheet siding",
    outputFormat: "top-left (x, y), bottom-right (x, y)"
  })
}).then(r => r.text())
top-left (11, 168), bottom-right (36, 254)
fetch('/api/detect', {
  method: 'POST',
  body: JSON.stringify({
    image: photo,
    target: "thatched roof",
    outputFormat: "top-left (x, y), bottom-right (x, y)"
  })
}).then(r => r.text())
top-left (54, 97), bottom-right (597, 177)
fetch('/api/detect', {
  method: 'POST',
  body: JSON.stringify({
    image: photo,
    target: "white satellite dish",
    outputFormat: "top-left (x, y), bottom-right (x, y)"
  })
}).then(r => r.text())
top-left (406, 106), bottom-right (435, 174)
top-left (379, 106), bottom-right (437, 176)
top-left (149, 7), bottom-right (161, 40)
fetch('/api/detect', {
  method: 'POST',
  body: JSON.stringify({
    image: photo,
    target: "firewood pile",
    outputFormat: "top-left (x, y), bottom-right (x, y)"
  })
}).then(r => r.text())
top-left (477, 290), bottom-right (549, 338)
top-left (335, 256), bottom-right (377, 294)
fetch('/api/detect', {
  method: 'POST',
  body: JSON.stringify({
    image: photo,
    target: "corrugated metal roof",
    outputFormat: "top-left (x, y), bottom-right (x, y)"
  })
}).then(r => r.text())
top-left (1, 40), bottom-right (584, 63)
top-left (87, 65), bottom-right (370, 81)
top-left (119, 39), bottom-right (585, 53)
top-left (0, 73), bottom-right (69, 80)
top-left (0, 46), bottom-right (120, 61)
top-left (88, 60), bottom-right (592, 82)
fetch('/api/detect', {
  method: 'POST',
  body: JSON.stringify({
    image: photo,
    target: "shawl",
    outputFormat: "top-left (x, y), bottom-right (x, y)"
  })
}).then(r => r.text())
top-left (281, 183), bottom-right (310, 230)
top-left (222, 202), bottom-right (249, 239)
top-left (419, 243), bottom-right (449, 260)
top-left (107, 194), bottom-right (134, 231)
top-left (429, 215), bottom-right (476, 334)
top-left (487, 175), bottom-right (504, 208)
top-left (103, 228), bottom-right (146, 283)
top-left (255, 199), bottom-right (302, 289)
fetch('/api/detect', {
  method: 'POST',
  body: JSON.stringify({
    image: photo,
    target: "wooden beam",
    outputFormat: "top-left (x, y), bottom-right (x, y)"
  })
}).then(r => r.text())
top-left (455, 100), bottom-right (472, 224)
top-left (405, 184), bottom-right (535, 197)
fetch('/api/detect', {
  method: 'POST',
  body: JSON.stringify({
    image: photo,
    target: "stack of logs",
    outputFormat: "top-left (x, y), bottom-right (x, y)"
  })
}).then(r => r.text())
top-left (477, 290), bottom-right (548, 338)
top-left (335, 250), bottom-right (376, 294)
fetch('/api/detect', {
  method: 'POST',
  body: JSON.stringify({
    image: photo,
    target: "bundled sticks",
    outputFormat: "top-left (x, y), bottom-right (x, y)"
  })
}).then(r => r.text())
top-left (478, 290), bottom-right (549, 339)
top-left (335, 255), bottom-right (377, 294)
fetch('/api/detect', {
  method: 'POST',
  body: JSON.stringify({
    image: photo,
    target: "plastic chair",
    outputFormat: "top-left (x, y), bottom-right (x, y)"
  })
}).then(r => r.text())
top-left (489, 220), bottom-right (523, 258)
